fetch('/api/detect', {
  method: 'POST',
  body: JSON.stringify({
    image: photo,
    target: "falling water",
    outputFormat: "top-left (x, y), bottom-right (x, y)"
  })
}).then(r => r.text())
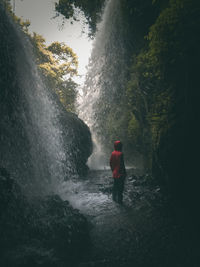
top-left (18, 42), bottom-right (66, 187)
top-left (78, 0), bottom-right (128, 170)
top-left (0, 6), bottom-right (86, 195)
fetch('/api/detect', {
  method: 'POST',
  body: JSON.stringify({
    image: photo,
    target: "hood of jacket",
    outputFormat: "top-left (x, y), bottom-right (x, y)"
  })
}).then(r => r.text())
top-left (114, 140), bottom-right (122, 151)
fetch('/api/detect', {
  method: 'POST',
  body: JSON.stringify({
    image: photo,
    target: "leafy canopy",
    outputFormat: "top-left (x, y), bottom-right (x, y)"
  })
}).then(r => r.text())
top-left (55, 0), bottom-right (105, 36)
top-left (30, 33), bottom-right (78, 112)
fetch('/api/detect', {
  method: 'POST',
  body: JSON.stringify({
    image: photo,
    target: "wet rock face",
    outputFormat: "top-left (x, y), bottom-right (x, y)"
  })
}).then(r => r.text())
top-left (0, 167), bottom-right (90, 266)
top-left (0, 5), bottom-right (92, 191)
top-left (60, 111), bottom-right (93, 177)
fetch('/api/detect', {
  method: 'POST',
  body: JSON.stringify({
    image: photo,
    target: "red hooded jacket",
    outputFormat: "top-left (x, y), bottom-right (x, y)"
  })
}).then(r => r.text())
top-left (110, 141), bottom-right (126, 178)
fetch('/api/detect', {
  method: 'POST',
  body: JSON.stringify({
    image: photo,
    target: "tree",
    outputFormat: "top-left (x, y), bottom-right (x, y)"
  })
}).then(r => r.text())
top-left (55, 0), bottom-right (105, 36)
top-left (33, 35), bottom-right (79, 112)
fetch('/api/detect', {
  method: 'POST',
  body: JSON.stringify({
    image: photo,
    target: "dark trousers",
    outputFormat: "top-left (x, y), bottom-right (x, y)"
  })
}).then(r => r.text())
top-left (112, 177), bottom-right (125, 204)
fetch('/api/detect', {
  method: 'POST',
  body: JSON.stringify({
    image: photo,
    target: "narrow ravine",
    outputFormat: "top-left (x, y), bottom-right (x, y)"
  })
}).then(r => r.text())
top-left (1, 1), bottom-right (199, 266)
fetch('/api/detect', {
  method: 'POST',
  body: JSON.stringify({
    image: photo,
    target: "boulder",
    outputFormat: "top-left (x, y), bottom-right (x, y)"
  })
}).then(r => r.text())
top-left (0, 167), bottom-right (90, 266)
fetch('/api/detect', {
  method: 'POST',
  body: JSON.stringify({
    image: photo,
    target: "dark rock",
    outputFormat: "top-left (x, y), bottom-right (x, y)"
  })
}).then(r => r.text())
top-left (0, 168), bottom-right (90, 266)
top-left (59, 111), bottom-right (92, 177)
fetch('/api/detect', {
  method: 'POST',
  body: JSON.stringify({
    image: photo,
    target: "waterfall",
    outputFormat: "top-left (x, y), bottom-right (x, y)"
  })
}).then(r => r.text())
top-left (0, 6), bottom-right (92, 196)
top-left (10, 18), bottom-right (70, 193)
top-left (15, 36), bottom-right (67, 191)
top-left (78, 0), bottom-right (128, 170)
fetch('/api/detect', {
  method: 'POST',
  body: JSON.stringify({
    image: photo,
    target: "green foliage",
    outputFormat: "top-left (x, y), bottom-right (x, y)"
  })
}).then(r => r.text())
top-left (128, 113), bottom-right (141, 143)
top-left (151, 0), bottom-right (199, 78)
top-left (145, 0), bottom-right (199, 145)
top-left (2, 0), bottom-right (12, 10)
top-left (126, 0), bottom-right (200, 172)
top-left (149, 89), bottom-right (174, 148)
top-left (30, 34), bottom-right (78, 112)
top-left (55, 0), bottom-right (105, 36)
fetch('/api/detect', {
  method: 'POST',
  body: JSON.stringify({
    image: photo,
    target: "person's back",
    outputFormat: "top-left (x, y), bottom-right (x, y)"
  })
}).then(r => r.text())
top-left (110, 141), bottom-right (126, 203)
top-left (110, 150), bottom-right (125, 178)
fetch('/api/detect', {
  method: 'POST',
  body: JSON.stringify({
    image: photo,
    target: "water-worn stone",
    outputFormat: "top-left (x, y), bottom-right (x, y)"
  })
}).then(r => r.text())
top-left (0, 168), bottom-right (90, 266)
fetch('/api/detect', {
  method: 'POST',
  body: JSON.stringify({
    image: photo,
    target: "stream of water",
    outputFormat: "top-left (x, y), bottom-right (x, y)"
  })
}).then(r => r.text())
top-left (59, 169), bottom-right (182, 267)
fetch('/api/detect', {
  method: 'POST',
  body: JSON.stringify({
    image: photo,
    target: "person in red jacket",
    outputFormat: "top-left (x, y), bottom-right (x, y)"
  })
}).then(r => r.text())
top-left (110, 140), bottom-right (126, 204)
